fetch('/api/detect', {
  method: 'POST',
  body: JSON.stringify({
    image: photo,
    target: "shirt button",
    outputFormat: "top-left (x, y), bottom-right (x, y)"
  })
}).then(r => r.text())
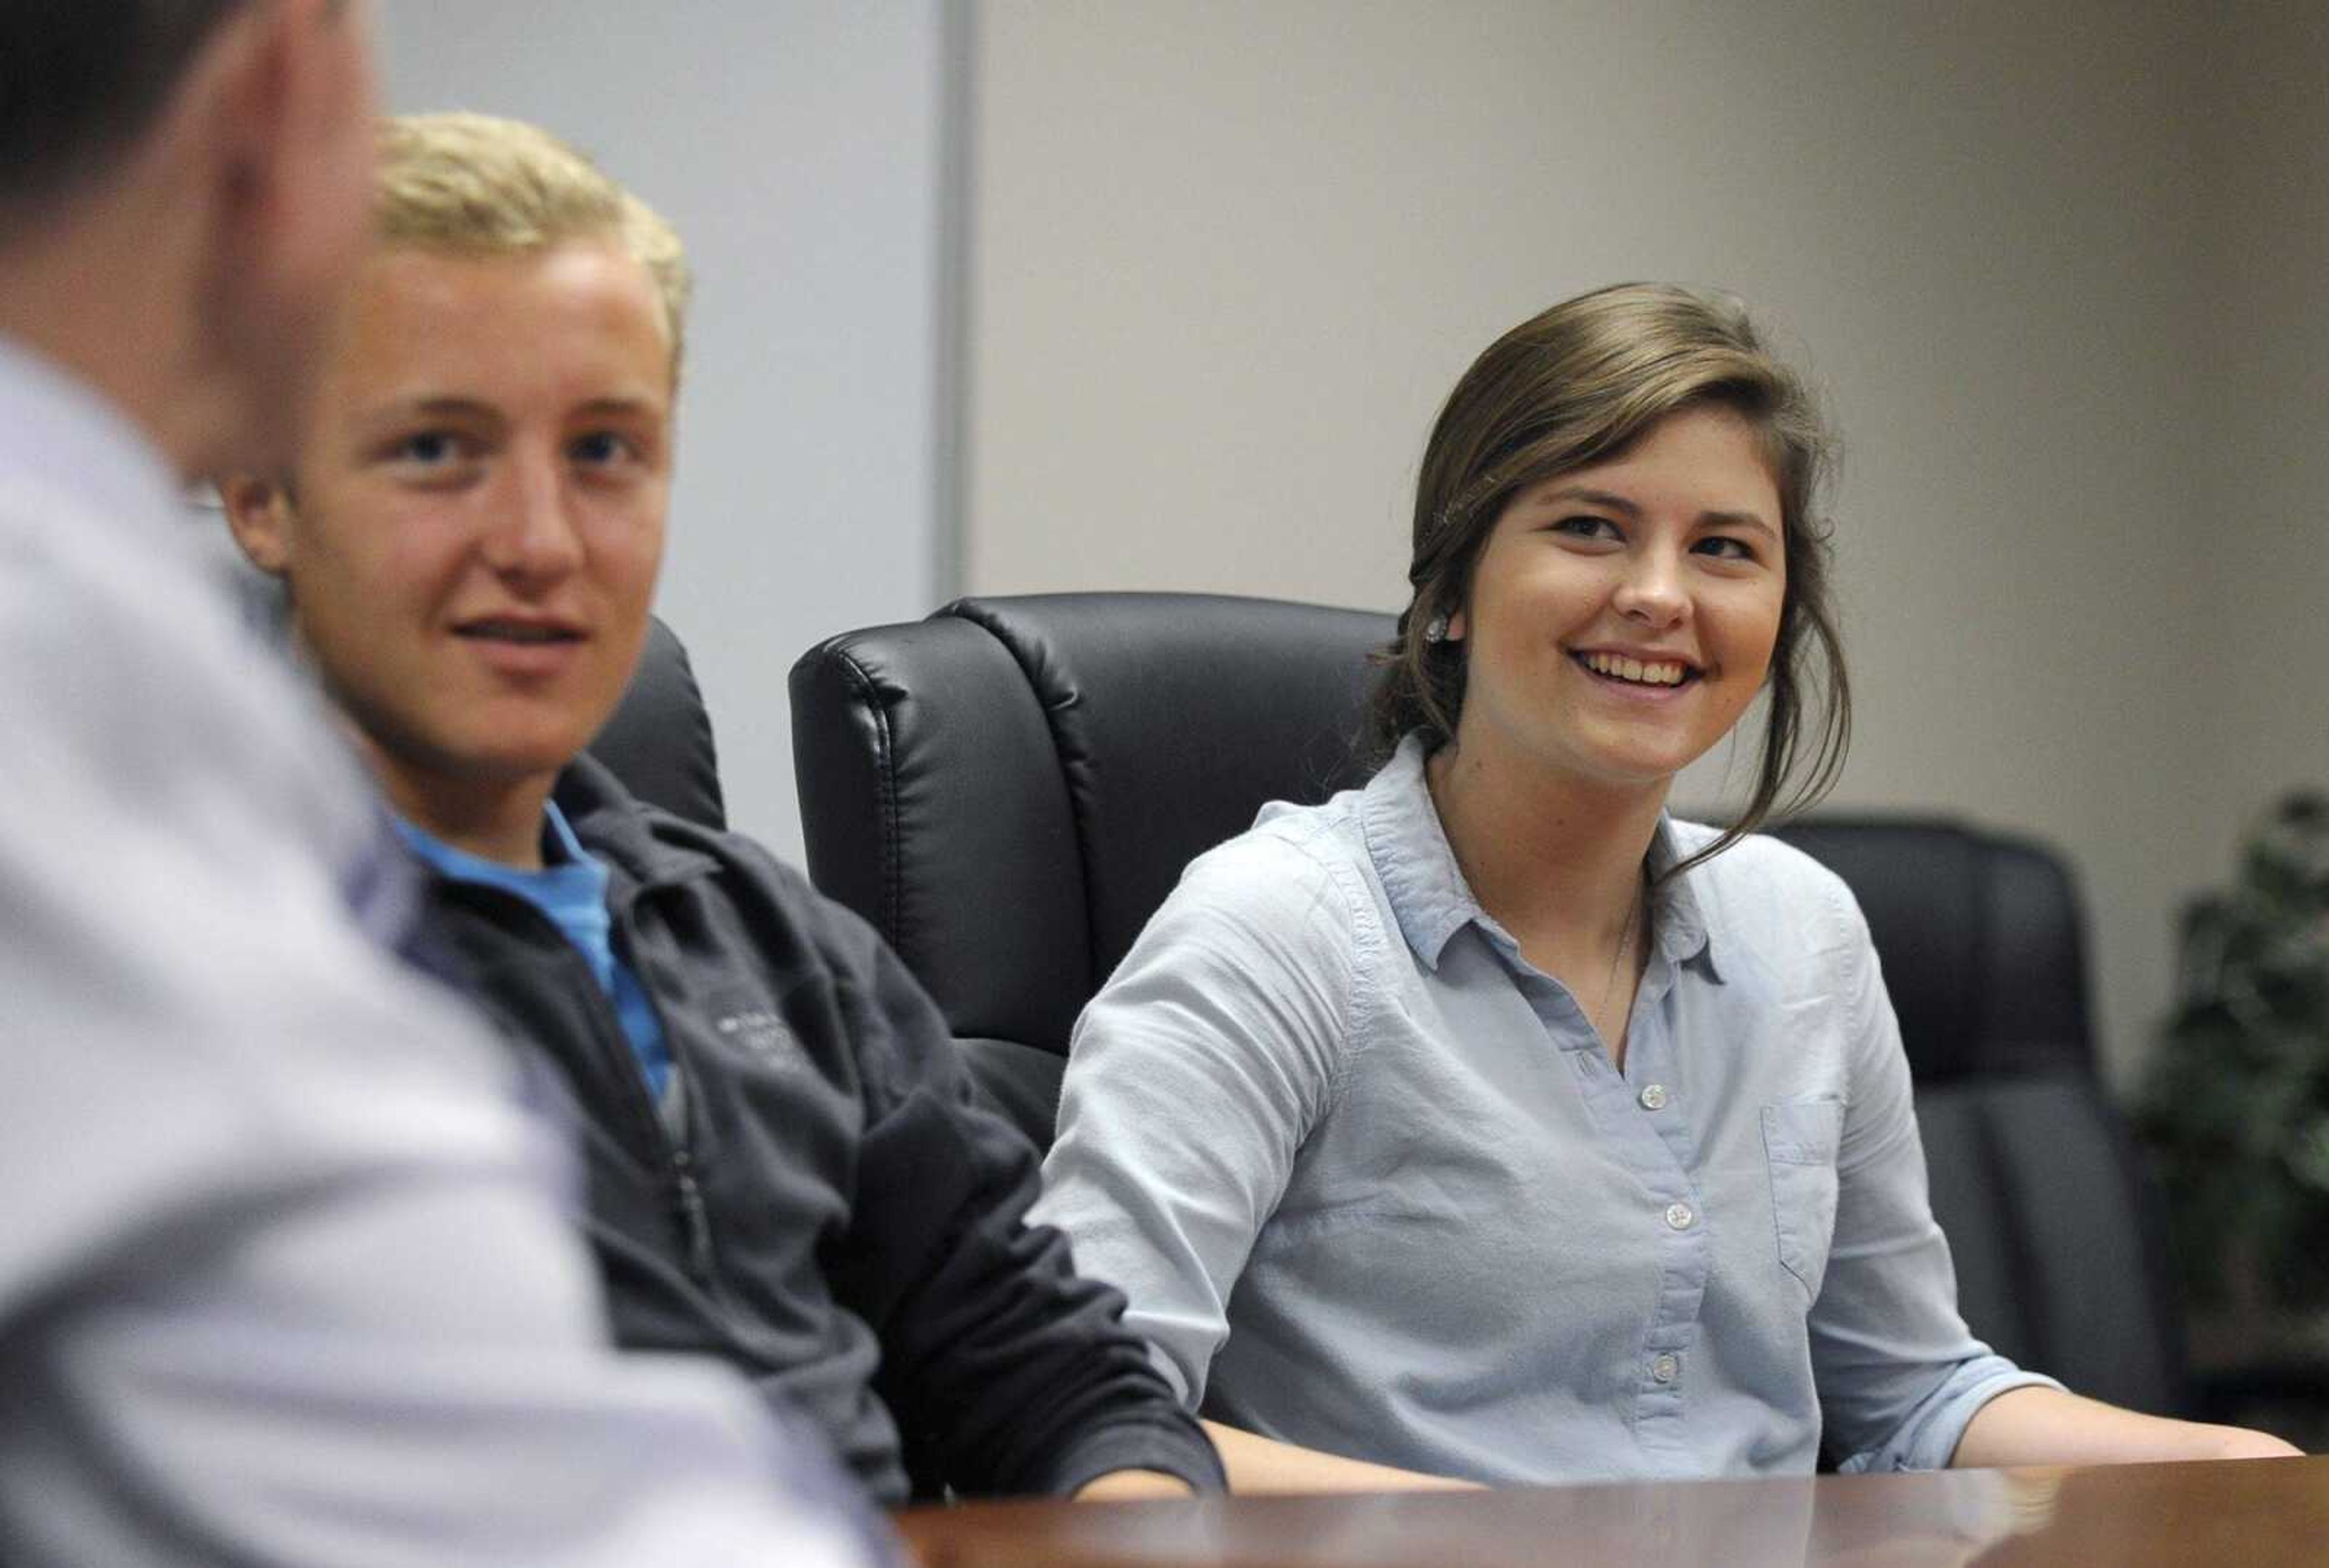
top-left (1665, 1201), bottom-right (1695, 1231)
top-left (1639, 1083), bottom-right (1669, 1111)
top-left (1652, 1353), bottom-right (1680, 1384)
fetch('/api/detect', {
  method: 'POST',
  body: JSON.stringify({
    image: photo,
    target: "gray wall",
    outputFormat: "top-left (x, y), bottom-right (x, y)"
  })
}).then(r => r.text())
top-left (2190, 8), bottom-right (2329, 872)
top-left (381, 2), bottom-right (952, 863)
top-left (964, 0), bottom-right (2310, 1086)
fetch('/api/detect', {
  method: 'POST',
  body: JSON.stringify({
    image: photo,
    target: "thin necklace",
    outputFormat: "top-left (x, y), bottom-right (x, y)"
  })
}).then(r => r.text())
top-left (1596, 874), bottom-right (1647, 1039)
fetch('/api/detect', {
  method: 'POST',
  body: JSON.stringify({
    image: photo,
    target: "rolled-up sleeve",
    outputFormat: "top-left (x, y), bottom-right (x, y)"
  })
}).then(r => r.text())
top-left (1809, 884), bottom-right (2062, 1473)
top-left (1031, 833), bottom-right (1357, 1408)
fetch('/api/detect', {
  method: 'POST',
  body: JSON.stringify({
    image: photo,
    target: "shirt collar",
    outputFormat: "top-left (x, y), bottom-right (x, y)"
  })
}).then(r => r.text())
top-left (392, 799), bottom-right (605, 900)
top-left (1359, 734), bottom-right (1479, 970)
top-left (1645, 817), bottom-right (1719, 981)
top-left (540, 798), bottom-right (591, 866)
top-left (1360, 731), bottom-right (1721, 980)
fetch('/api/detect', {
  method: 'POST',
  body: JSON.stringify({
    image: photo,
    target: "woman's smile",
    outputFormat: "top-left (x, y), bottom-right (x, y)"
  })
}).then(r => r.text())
top-left (1446, 403), bottom-right (1786, 797)
top-left (1570, 648), bottom-right (1701, 690)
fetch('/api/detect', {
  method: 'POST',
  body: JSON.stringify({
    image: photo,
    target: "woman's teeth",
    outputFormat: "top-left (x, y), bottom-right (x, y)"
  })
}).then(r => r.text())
top-left (1580, 651), bottom-right (1689, 686)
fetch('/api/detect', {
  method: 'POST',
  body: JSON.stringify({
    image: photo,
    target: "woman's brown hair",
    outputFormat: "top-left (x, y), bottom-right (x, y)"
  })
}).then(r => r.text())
top-left (1365, 283), bottom-right (1849, 877)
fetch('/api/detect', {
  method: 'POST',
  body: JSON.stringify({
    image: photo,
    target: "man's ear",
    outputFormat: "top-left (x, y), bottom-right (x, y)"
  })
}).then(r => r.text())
top-left (187, 0), bottom-right (376, 472)
top-left (219, 475), bottom-right (297, 576)
top-left (208, 0), bottom-right (375, 263)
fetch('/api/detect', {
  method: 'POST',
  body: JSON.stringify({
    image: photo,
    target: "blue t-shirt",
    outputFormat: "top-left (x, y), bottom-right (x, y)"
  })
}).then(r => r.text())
top-left (395, 804), bottom-right (676, 1100)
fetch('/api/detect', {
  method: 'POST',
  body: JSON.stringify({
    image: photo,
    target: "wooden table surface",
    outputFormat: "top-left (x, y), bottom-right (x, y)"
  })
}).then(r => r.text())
top-left (900, 1455), bottom-right (2329, 1567)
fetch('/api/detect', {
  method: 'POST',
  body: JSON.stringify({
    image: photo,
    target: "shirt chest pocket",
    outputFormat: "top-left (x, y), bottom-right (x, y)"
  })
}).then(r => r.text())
top-left (1761, 1097), bottom-right (1845, 1300)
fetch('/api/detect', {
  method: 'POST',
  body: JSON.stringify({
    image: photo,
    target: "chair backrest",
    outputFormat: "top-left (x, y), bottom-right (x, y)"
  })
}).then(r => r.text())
top-left (587, 614), bottom-right (728, 831)
top-left (790, 590), bottom-right (2185, 1414)
top-left (1910, 1075), bottom-right (2182, 1415)
top-left (1764, 818), bottom-right (2095, 1084)
top-left (790, 592), bottom-right (1389, 1136)
top-left (1761, 817), bottom-right (2183, 1414)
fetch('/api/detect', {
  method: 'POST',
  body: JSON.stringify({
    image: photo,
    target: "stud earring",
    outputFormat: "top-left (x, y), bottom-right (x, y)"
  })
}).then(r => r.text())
top-left (1422, 614), bottom-right (1450, 644)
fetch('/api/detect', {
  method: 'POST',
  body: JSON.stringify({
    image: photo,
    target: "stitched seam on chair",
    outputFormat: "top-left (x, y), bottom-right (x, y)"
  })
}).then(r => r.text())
top-left (667, 633), bottom-right (729, 826)
top-left (825, 648), bottom-right (904, 944)
top-left (949, 601), bottom-right (1104, 974)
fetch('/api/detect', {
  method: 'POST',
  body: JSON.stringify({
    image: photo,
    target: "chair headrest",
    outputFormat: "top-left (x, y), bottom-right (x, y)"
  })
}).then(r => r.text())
top-left (1768, 816), bottom-right (2095, 1082)
top-left (588, 616), bottom-right (728, 830)
top-left (791, 591), bottom-right (1393, 1053)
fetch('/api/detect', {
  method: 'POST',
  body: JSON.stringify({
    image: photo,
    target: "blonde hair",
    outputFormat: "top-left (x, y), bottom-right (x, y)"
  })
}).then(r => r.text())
top-left (374, 111), bottom-right (692, 377)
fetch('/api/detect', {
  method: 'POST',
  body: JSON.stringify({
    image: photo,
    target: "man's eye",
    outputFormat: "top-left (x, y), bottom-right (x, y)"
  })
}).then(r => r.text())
top-left (571, 431), bottom-right (638, 465)
top-left (392, 431), bottom-right (461, 465)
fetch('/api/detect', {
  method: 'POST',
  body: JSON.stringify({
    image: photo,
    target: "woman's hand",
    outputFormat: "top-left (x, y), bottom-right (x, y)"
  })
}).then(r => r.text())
top-left (2195, 1424), bottom-right (2310, 1461)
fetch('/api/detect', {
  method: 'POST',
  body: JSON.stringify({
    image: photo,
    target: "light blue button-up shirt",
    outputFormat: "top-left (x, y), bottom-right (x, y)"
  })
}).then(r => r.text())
top-left (1032, 734), bottom-right (2055, 1484)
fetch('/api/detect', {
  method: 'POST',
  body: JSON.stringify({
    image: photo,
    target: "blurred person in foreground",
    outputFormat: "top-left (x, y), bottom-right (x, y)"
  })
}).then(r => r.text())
top-left (220, 110), bottom-right (1222, 1506)
top-left (0, 3), bottom-right (890, 1561)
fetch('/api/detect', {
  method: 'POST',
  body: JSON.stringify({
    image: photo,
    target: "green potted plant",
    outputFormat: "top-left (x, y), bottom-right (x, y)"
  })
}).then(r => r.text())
top-left (2138, 790), bottom-right (2329, 1318)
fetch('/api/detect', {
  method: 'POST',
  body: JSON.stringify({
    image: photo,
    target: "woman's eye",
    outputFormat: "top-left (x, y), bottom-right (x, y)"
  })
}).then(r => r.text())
top-left (1694, 535), bottom-right (1758, 562)
top-left (1551, 515), bottom-right (1621, 542)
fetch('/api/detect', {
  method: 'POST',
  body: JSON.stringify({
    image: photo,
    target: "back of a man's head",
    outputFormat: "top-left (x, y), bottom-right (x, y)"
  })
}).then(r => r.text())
top-left (0, 0), bottom-right (248, 218)
top-left (0, 0), bottom-right (380, 477)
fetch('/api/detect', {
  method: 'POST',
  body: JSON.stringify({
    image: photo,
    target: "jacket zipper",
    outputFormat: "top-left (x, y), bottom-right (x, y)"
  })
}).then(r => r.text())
top-left (668, 1144), bottom-right (715, 1284)
top-left (462, 884), bottom-right (717, 1290)
top-left (607, 887), bottom-right (719, 1289)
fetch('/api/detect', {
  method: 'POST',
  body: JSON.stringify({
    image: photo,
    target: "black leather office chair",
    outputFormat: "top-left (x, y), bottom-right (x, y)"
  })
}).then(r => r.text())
top-left (788, 591), bottom-right (2186, 1418)
top-left (789, 592), bottom-right (1386, 1139)
top-left (1763, 819), bottom-right (2184, 1420)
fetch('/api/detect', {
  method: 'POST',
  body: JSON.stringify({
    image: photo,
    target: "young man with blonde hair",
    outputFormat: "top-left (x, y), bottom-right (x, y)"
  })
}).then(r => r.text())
top-left (225, 110), bottom-right (1222, 1506)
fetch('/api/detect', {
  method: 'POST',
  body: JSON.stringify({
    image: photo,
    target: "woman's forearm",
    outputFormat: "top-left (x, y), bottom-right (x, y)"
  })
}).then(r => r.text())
top-left (1950, 1386), bottom-right (2302, 1469)
top-left (1200, 1420), bottom-right (1484, 1493)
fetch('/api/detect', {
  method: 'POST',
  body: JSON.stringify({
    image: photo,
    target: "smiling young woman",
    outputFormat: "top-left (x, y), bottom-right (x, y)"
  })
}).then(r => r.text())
top-left (1030, 283), bottom-right (2299, 1491)
top-left (1425, 402), bottom-right (1792, 1058)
